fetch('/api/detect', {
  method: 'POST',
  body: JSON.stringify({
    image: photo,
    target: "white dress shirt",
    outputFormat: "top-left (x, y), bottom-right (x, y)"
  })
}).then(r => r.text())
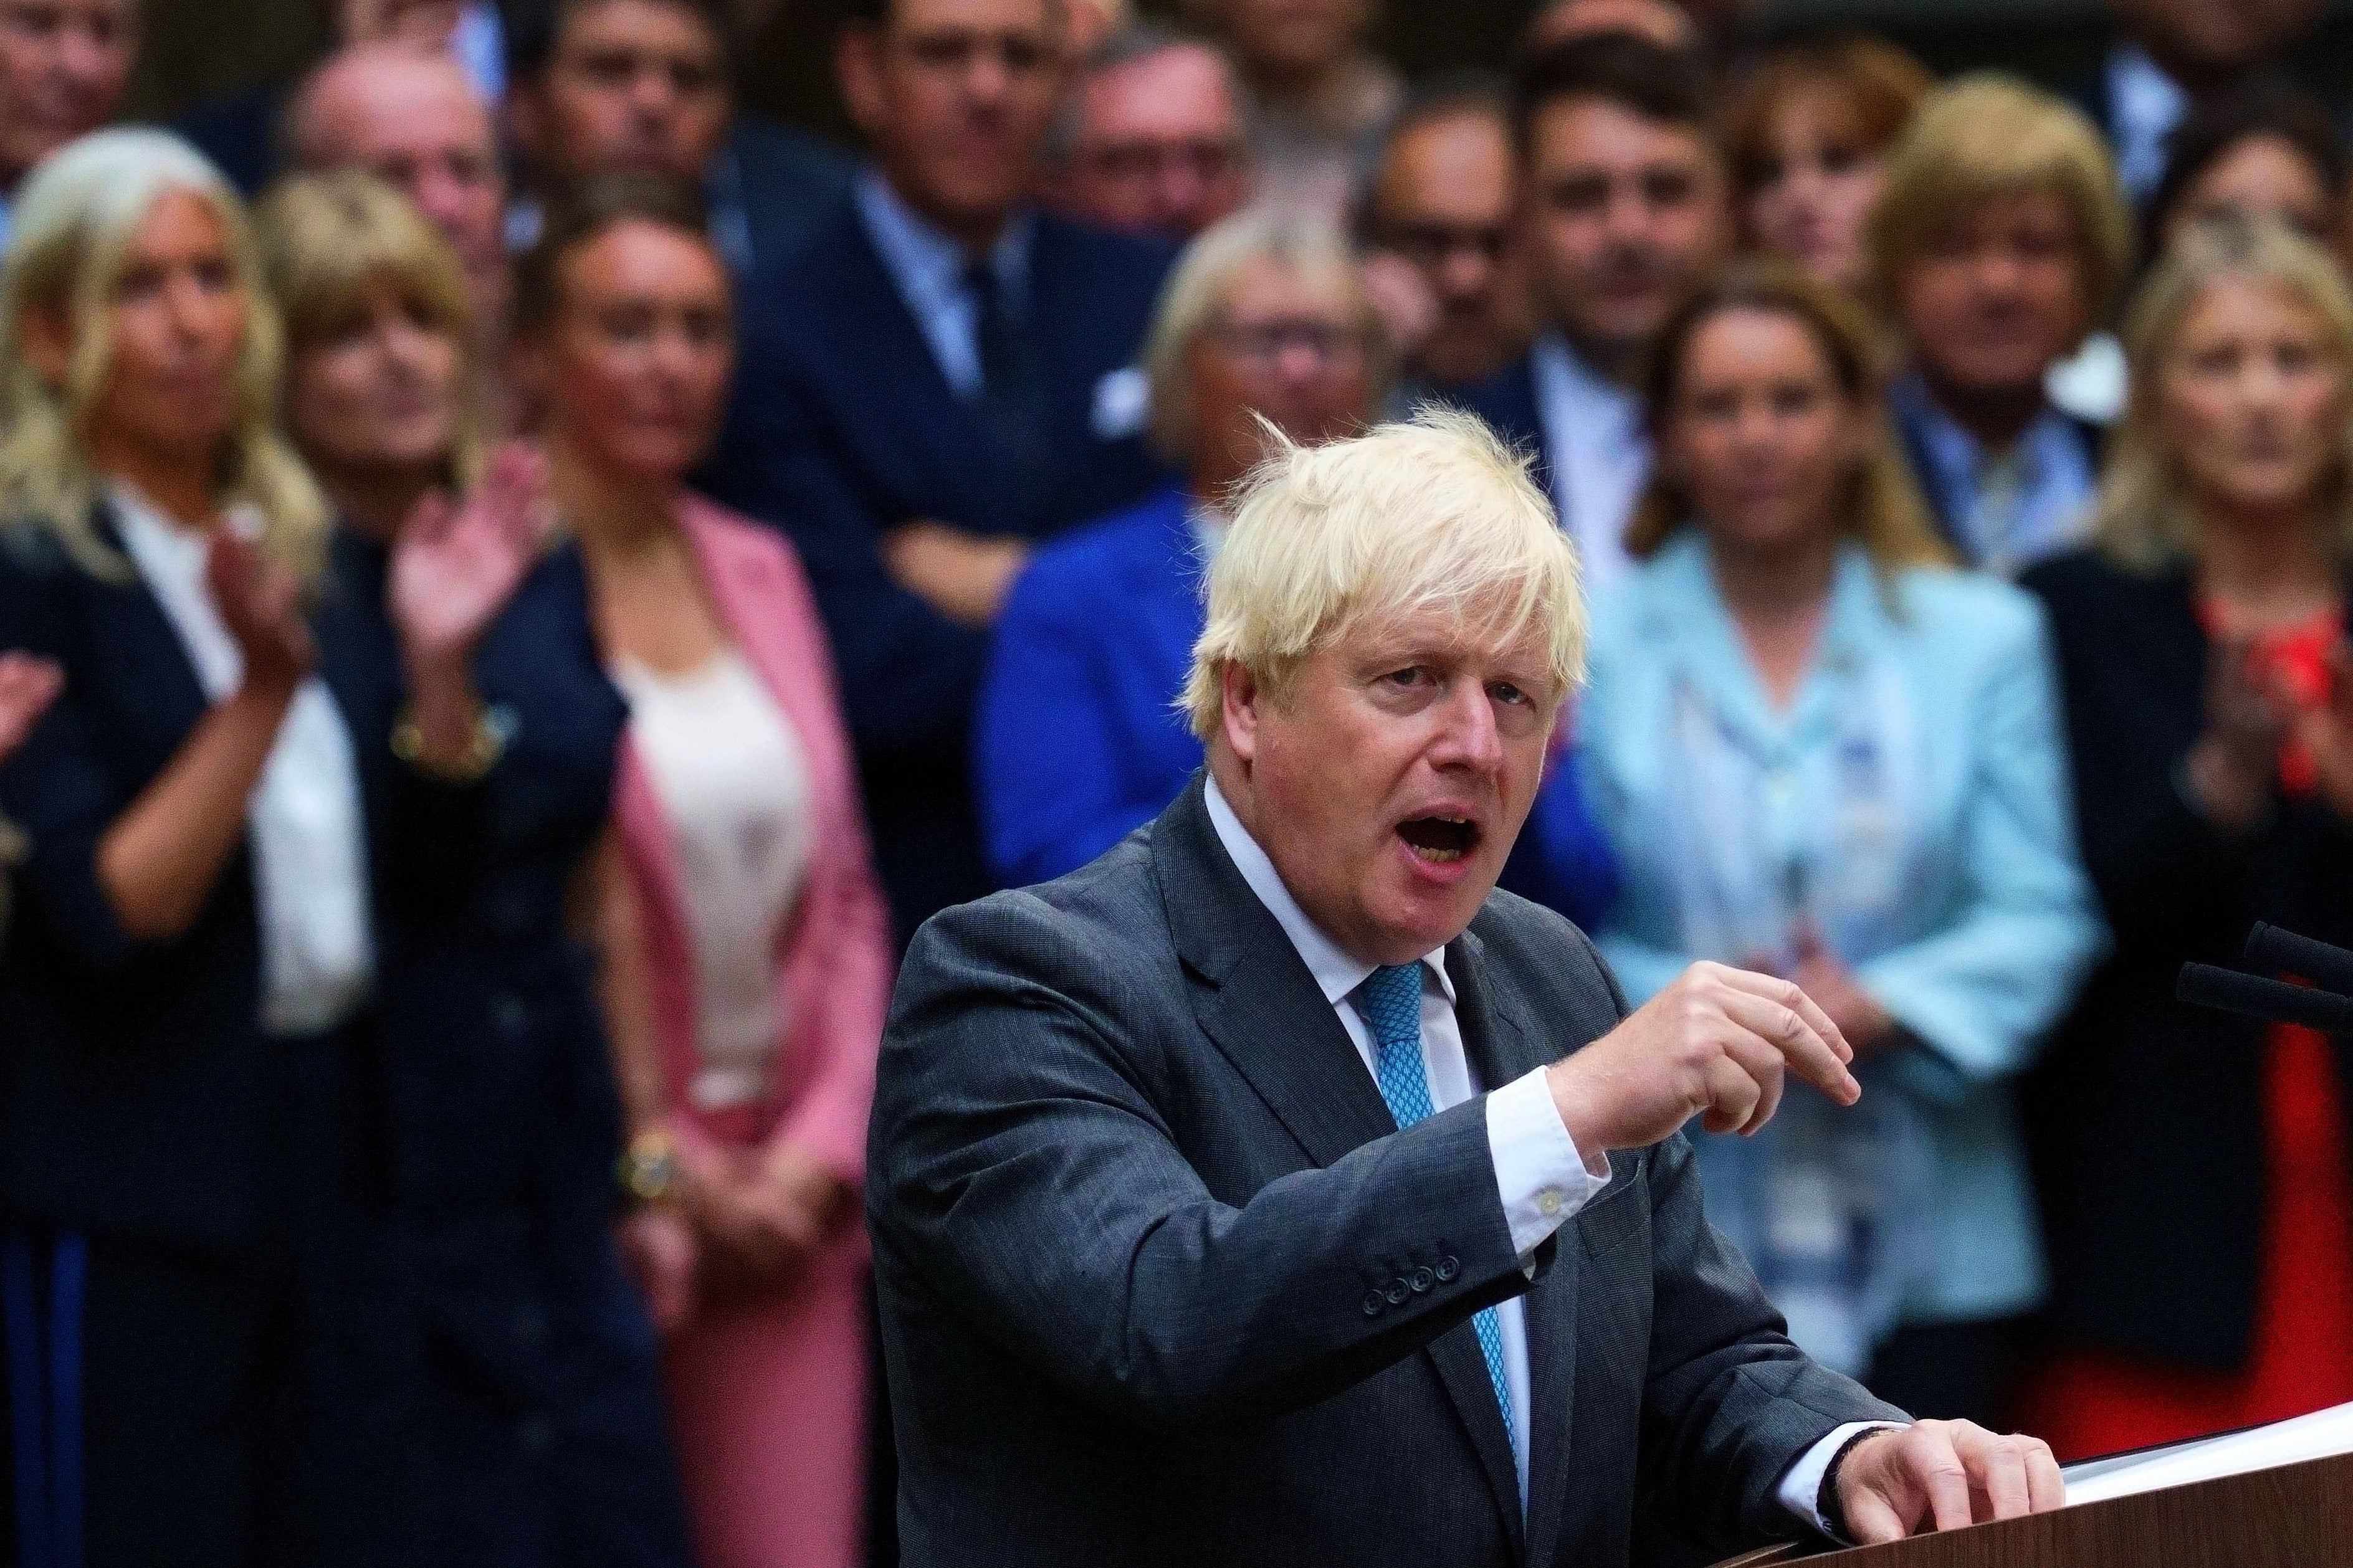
top-left (1202, 774), bottom-right (1894, 1531)
top-left (1529, 332), bottom-right (1649, 599)
top-left (114, 488), bottom-right (374, 1038)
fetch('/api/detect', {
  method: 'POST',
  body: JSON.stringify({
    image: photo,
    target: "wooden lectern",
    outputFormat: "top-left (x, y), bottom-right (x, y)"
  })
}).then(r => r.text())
top-left (1710, 1449), bottom-right (2353, 1567)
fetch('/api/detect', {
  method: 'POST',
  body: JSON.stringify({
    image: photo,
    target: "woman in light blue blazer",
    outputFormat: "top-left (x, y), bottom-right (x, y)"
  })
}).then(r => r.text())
top-left (1575, 264), bottom-right (2103, 1427)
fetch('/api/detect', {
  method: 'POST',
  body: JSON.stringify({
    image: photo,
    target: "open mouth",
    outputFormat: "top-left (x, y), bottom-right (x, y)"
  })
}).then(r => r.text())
top-left (1396, 815), bottom-right (1480, 865)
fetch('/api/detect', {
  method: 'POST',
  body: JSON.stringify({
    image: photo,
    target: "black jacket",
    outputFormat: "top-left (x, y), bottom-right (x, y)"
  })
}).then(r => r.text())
top-left (2021, 546), bottom-right (2353, 1370)
top-left (869, 774), bottom-right (1899, 1567)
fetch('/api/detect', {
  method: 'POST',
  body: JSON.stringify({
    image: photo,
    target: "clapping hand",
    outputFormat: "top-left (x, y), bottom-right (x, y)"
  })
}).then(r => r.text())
top-left (2294, 640), bottom-right (2353, 824)
top-left (1833, 1420), bottom-right (2065, 1544)
top-left (206, 531), bottom-right (316, 696)
top-left (389, 442), bottom-right (552, 673)
top-left (2185, 635), bottom-right (2288, 831)
top-left (0, 651), bottom-right (63, 767)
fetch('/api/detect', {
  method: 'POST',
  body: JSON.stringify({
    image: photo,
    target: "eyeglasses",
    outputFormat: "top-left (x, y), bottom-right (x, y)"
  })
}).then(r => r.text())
top-left (1080, 138), bottom-right (1245, 186)
top-left (1208, 318), bottom-right (1370, 369)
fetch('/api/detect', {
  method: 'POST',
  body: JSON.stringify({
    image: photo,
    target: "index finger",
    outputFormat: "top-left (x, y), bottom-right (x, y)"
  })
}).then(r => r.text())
top-left (1713, 966), bottom-right (1854, 1065)
top-left (1718, 987), bottom-right (1859, 1108)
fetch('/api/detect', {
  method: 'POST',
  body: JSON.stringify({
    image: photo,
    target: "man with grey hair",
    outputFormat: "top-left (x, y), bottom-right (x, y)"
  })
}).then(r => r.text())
top-left (1044, 22), bottom-right (1251, 240)
top-left (871, 408), bottom-right (2069, 1567)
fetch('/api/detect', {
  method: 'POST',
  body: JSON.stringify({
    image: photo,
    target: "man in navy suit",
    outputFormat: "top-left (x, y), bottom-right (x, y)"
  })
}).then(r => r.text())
top-left (1451, 34), bottom-right (1728, 604)
top-left (505, 0), bottom-right (856, 277)
top-left (702, 0), bottom-right (1175, 944)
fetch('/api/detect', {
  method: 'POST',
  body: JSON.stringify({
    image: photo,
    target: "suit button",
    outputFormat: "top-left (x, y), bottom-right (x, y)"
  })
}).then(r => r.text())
top-left (1434, 1255), bottom-right (1461, 1283)
top-left (1385, 1278), bottom-right (1411, 1306)
top-left (1410, 1266), bottom-right (1434, 1293)
top-left (492, 992), bottom-right (529, 1037)
top-left (1362, 1291), bottom-right (1385, 1317)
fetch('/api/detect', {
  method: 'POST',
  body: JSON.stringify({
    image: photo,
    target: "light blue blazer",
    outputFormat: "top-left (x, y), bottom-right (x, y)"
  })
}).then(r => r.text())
top-left (1576, 532), bottom-right (2106, 1326)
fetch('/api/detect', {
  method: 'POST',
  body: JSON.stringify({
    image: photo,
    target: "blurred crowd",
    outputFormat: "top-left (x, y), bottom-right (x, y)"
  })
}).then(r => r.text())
top-left (4, 0), bottom-right (2353, 1564)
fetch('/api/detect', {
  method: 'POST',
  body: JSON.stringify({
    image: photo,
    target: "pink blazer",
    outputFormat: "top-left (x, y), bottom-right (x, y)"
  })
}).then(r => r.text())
top-left (609, 495), bottom-right (891, 1188)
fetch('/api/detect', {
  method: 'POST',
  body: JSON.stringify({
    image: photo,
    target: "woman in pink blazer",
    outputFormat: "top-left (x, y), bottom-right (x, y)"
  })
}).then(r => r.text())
top-left (514, 175), bottom-right (890, 1568)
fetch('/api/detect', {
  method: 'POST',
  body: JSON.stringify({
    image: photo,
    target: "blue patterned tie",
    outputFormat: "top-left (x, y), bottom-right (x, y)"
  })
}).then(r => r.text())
top-left (1357, 962), bottom-right (1515, 1452)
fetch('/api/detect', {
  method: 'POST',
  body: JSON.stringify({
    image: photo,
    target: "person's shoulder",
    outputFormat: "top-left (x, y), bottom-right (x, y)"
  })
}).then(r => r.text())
top-left (1031, 212), bottom-right (1179, 299)
top-left (904, 829), bottom-right (1175, 1000)
top-left (2016, 543), bottom-right (2169, 628)
top-left (677, 491), bottom-right (801, 573)
top-left (1433, 354), bottom-right (1539, 438)
top-left (1014, 488), bottom-right (1188, 603)
top-left (728, 113), bottom-right (857, 187)
top-left (731, 191), bottom-right (872, 331)
top-left (1890, 563), bottom-right (2044, 650)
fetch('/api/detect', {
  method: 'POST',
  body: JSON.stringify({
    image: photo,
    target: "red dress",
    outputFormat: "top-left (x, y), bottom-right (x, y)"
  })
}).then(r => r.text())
top-left (2021, 608), bottom-right (2353, 1461)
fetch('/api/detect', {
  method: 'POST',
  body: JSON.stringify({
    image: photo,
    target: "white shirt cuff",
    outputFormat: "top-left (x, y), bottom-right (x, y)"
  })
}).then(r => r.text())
top-left (1778, 1421), bottom-right (1907, 1538)
top-left (1485, 1066), bottom-right (1613, 1259)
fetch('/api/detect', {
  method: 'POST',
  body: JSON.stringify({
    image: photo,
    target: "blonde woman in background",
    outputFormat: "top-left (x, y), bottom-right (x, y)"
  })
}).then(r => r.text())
top-left (0, 126), bottom-right (376, 1566)
top-left (256, 169), bottom-right (695, 1566)
top-left (2020, 218), bottom-right (2353, 1460)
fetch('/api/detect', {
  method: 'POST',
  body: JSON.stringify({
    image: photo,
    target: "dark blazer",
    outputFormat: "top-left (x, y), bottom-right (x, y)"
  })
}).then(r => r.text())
top-left (2021, 548), bottom-right (2353, 1371)
top-left (723, 115), bottom-right (855, 275)
top-left (317, 533), bottom-right (690, 1567)
top-left (1449, 354), bottom-right (1555, 513)
top-left (176, 80), bottom-right (283, 194)
top-left (0, 512), bottom-right (285, 1245)
top-left (869, 774), bottom-right (1900, 1568)
top-left (701, 189), bottom-right (1174, 941)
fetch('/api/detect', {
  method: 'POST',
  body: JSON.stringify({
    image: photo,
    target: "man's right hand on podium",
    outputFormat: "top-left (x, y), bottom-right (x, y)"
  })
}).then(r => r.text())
top-left (1545, 961), bottom-right (1863, 1151)
top-left (1833, 1418), bottom-right (2066, 1544)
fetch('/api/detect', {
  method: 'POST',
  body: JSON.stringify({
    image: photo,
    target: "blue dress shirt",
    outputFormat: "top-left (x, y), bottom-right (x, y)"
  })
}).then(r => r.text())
top-left (1892, 374), bottom-right (2097, 574)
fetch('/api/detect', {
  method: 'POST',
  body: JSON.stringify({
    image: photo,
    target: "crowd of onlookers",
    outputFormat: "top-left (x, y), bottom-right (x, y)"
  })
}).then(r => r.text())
top-left (5, 0), bottom-right (2353, 1564)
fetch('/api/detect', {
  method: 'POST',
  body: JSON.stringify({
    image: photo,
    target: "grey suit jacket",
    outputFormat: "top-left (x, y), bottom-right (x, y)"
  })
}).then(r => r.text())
top-left (868, 774), bottom-right (1902, 1567)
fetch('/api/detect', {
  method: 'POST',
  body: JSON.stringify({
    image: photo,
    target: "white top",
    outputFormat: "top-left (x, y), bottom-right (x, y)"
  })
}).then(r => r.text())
top-left (1201, 774), bottom-right (1889, 1528)
top-left (113, 488), bottom-right (373, 1038)
top-left (1529, 331), bottom-right (1649, 600)
top-left (614, 649), bottom-right (813, 1112)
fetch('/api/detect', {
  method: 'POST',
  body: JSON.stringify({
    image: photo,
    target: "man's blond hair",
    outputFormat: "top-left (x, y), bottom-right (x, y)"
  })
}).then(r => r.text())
top-left (1180, 407), bottom-right (1585, 742)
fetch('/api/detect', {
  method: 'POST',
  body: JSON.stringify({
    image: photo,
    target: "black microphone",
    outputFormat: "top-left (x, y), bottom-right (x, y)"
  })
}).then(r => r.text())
top-left (2178, 962), bottom-right (2353, 1033)
top-left (2244, 923), bottom-right (2353, 999)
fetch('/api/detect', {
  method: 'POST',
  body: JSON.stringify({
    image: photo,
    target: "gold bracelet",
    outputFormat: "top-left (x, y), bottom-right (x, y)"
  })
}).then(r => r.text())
top-left (391, 700), bottom-right (510, 784)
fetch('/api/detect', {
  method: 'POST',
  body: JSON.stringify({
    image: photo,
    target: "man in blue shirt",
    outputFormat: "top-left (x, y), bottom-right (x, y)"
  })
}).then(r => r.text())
top-left (702, 0), bottom-right (1174, 945)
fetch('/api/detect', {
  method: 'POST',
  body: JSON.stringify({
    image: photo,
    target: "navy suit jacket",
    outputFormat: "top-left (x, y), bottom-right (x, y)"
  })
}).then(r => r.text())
top-left (1890, 394), bottom-right (2104, 565)
top-left (1448, 355), bottom-right (1555, 510)
top-left (704, 191), bottom-right (1174, 939)
top-left (314, 534), bottom-right (689, 1566)
top-left (0, 512), bottom-right (290, 1245)
top-left (724, 115), bottom-right (855, 275)
top-left (871, 775), bottom-right (1901, 1567)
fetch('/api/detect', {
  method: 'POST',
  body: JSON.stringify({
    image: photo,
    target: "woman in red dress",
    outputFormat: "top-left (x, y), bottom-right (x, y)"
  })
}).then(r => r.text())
top-left (2020, 216), bottom-right (2353, 1460)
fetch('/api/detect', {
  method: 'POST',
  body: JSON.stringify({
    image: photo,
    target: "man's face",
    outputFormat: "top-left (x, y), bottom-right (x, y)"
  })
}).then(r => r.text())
top-left (0, 0), bottom-right (133, 188)
top-left (1370, 109), bottom-right (1522, 386)
top-left (521, 0), bottom-right (731, 185)
top-left (1522, 95), bottom-right (1729, 368)
top-left (2111, 0), bottom-right (2324, 78)
top-left (1057, 43), bottom-right (1247, 239)
top-left (302, 54), bottom-right (509, 329)
top-left (1221, 606), bottom-right (1560, 966)
top-left (1897, 191), bottom-right (2090, 399)
top-left (841, 0), bottom-right (1063, 239)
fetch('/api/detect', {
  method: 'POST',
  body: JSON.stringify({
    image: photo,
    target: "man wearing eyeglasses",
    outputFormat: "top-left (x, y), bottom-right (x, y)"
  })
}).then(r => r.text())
top-left (704, 0), bottom-right (1176, 947)
top-left (1045, 23), bottom-right (1252, 241)
top-left (1358, 73), bottom-right (1531, 397)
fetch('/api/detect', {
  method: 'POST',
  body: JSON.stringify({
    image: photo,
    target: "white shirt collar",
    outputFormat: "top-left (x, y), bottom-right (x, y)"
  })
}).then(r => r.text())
top-left (1201, 772), bottom-right (1453, 1007)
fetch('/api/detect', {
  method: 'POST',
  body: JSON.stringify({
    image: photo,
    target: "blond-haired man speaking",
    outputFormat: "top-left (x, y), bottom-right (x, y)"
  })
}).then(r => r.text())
top-left (869, 410), bottom-right (2063, 1566)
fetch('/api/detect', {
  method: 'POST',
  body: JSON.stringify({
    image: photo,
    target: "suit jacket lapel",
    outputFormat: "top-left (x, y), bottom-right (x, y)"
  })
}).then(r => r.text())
top-left (1158, 776), bottom-right (1401, 1167)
